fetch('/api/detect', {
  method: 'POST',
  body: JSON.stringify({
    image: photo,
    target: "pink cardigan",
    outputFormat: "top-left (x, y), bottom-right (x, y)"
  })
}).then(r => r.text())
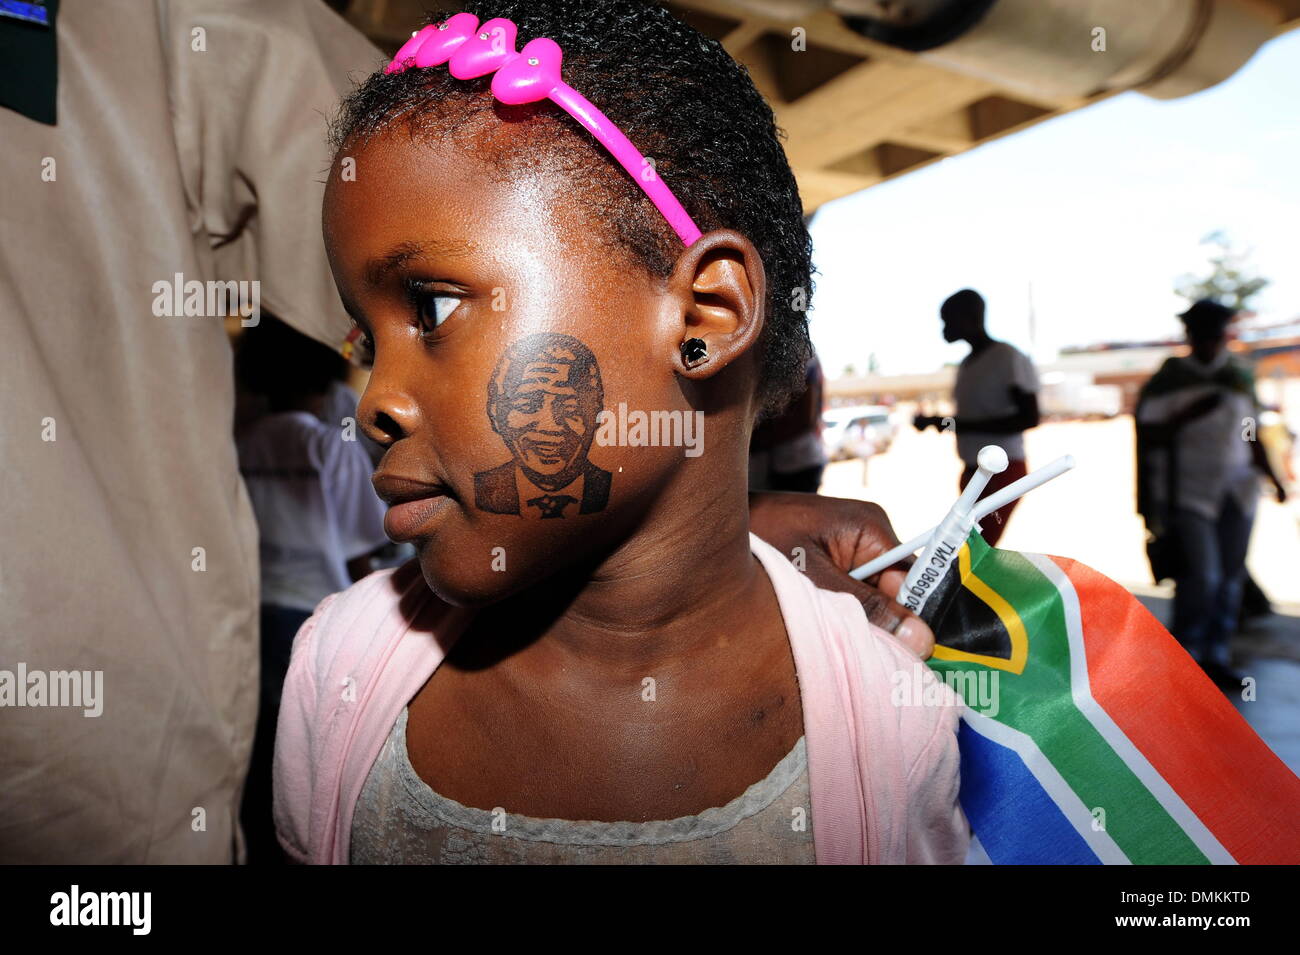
top-left (273, 534), bottom-right (969, 864)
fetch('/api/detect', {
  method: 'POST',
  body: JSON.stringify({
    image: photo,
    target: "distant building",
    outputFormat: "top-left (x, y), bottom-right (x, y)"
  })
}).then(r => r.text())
top-left (829, 328), bottom-right (1300, 417)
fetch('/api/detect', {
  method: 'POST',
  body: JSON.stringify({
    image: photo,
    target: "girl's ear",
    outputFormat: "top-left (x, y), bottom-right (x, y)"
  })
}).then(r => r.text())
top-left (662, 229), bottom-right (766, 381)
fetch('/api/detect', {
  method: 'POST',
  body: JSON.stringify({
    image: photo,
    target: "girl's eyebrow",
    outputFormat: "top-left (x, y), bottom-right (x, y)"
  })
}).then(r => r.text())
top-left (365, 238), bottom-right (478, 287)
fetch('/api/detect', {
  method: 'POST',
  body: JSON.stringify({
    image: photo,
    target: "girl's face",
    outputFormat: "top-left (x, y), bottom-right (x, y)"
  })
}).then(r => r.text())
top-left (324, 127), bottom-right (723, 605)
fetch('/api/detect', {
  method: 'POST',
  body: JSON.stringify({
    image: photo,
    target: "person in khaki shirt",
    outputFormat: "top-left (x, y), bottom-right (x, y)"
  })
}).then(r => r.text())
top-left (0, 0), bottom-right (382, 863)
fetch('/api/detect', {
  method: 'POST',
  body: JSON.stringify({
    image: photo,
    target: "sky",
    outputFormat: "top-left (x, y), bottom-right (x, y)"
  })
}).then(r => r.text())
top-left (805, 29), bottom-right (1300, 378)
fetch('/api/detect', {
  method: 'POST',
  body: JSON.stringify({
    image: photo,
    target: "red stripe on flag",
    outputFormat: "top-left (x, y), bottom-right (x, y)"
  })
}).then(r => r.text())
top-left (1050, 556), bottom-right (1300, 864)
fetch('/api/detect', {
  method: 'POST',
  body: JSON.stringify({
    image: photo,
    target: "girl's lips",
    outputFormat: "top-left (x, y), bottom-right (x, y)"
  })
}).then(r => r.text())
top-left (384, 493), bottom-right (451, 541)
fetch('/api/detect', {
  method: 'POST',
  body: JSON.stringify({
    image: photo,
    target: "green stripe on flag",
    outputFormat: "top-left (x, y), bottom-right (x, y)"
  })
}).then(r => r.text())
top-left (929, 530), bottom-right (1208, 864)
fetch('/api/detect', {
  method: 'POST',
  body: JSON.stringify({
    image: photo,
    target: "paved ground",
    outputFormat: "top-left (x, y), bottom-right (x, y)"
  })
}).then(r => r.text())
top-left (821, 412), bottom-right (1300, 774)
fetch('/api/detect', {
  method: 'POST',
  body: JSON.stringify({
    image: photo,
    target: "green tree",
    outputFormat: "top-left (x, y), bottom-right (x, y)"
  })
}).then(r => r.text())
top-left (1175, 230), bottom-right (1269, 313)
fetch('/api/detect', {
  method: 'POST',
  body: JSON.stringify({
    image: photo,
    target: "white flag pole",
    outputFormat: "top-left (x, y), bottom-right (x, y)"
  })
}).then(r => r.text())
top-left (849, 451), bottom-right (1076, 583)
top-left (892, 446), bottom-right (1008, 616)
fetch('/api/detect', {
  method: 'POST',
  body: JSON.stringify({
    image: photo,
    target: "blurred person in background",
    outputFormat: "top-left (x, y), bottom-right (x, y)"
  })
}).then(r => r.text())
top-left (319, 368), bottom-right (386, 469)
top-left (1239, 404), bottom-right (1295, 622)
top-left (750, 354), bottom-right (829, 492)
top-left (234, 316), bottom-right (389, 862)
top-left (914, 289), bottom-right (1040, 544)
top-left (1136, 300), bottom-right (1288, 688)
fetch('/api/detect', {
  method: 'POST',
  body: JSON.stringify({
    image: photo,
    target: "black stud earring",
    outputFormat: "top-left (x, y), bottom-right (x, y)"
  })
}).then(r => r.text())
top-left (681, 337), bottom-right (709, 369)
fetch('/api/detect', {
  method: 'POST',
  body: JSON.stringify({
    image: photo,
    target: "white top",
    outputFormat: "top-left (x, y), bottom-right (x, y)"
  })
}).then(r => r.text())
top-left (953, 341), bottom-right (1039, 464)
top-left (318, 379), bottom-right (360, 431)
top-left (349, 706), bottom-right (816, 864)
top-left (1136, 353), bottom-right (1260, 521)
top-left (319, 380), bottom-right (386, 468)
top-left (237, 411), bottom-right (389, 612)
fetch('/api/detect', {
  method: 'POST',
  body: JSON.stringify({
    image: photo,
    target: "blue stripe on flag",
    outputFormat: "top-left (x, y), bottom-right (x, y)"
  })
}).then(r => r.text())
top-left (958, 721), bottom-right (1102, 865)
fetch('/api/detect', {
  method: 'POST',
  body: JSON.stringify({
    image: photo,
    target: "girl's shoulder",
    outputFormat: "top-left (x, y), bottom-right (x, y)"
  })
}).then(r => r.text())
top-left (817, 583), bottom-right (964, 763)
top-left (285, 560), bottom-right (456, 709)
top-left (274, 561), bottom-right (459, 863)
top-left (749, 534), bottom-right (962, 746)
top-left (749, 535), bottom-right (967, 863)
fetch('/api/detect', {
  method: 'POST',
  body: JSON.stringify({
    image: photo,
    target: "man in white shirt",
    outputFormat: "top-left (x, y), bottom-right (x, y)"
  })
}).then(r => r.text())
top-left (915, 289), bottom-right (1040, 544)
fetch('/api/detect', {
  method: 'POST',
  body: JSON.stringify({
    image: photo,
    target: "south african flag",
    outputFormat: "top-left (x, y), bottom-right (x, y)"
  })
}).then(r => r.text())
top-left (920, 529), bottom-right (1300, 864)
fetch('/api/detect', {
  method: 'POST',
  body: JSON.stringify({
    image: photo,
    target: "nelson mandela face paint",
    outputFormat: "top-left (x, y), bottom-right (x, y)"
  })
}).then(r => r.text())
top-left (475, 333), bottom-right (611, 519)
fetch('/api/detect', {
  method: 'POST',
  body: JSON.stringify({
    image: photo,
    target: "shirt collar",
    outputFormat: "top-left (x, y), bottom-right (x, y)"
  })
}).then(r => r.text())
top-left (515, 467), bottom-right (585, 516)
top-left (1186, 350), bottom-right (1230, 374)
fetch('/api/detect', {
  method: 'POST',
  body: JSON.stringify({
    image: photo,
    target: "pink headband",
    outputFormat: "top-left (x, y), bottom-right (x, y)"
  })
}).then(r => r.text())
top-left (385, 12), bottom-right (703, 246)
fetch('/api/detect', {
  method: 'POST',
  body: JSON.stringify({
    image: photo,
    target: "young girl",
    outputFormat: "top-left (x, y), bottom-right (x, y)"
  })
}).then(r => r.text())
top-left (274, 0), bottom-right (968, 864)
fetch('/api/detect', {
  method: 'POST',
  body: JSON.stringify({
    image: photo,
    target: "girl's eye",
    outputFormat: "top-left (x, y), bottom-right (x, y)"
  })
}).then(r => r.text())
top-left (406, 280), bottom-right (461, 334)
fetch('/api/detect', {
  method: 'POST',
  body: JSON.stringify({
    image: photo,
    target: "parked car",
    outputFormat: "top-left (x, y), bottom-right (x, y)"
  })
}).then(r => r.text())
top-left (822, 405), bottom-right (896, 461)
top-left (1038, 371), bottom-right (1122, 420)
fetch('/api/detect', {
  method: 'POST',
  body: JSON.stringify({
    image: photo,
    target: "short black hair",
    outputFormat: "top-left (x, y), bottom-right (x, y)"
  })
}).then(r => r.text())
top-left (1179, 299), bottom-right (1235, 339)
top-left (329, 0), bottom-right (813, 415)
top-left (941, 288), bottom-right (984, 321)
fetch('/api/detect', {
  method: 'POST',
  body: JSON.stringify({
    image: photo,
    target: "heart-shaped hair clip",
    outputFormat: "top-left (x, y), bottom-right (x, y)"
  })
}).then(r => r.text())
top-left (383, 12), bottom-right (702, 246)
top-left (491, 37), bottom-right (562, 105)
top-left (385, 25), bottom-right (435, 74)
top-left (416, 12), bottom-right (480, 67)
top-left (449, 18), bottom-right (520, 79)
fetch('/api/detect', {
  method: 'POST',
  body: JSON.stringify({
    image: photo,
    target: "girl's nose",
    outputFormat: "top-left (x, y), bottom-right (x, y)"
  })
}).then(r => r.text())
top-left (358, 378), bottom-right (422, 448)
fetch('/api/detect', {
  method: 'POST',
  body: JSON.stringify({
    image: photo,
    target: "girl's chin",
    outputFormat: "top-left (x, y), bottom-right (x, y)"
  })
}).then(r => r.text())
top-left (414, 549), bottom-right (531, 609)
top-left (412, 515), bottom-right (615, 608)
